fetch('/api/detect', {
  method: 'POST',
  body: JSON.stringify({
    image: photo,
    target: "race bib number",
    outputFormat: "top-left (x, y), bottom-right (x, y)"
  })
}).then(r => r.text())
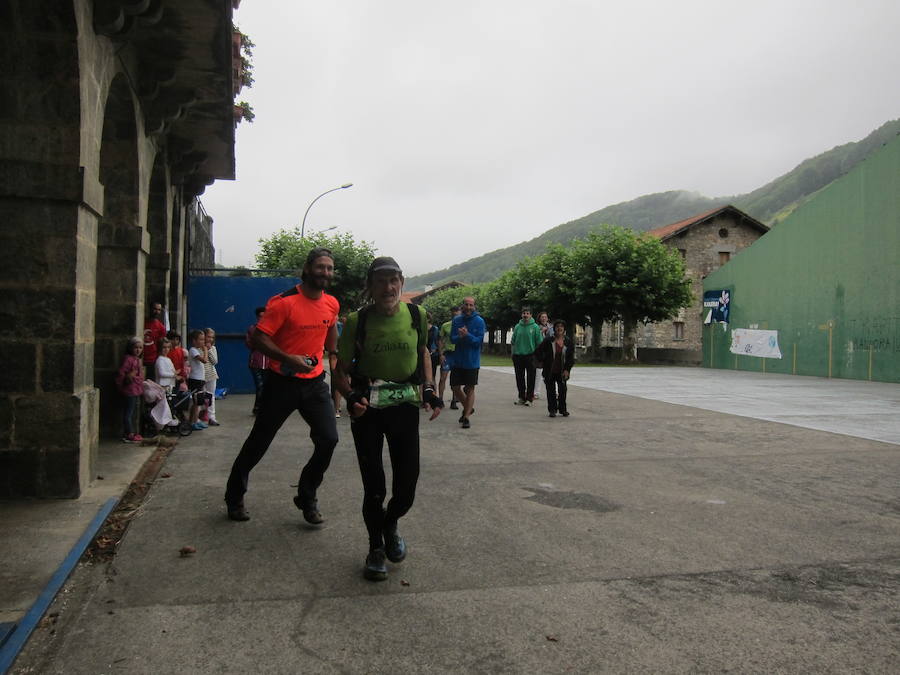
top-left (368, 379), bottom-right (418, 408)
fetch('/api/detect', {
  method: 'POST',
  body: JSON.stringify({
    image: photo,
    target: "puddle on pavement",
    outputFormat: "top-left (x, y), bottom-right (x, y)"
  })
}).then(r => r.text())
top-left (523, 486), bottom-right (620, 513)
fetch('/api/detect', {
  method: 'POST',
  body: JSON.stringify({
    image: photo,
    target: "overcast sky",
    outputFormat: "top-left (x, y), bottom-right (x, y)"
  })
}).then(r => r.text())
top-left (201, 0), bottom-right (900, 277)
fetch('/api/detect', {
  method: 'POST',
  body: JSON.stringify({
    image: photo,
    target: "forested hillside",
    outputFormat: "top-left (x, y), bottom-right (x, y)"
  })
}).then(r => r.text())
top-left (407, 119), bottom-right (900, 290)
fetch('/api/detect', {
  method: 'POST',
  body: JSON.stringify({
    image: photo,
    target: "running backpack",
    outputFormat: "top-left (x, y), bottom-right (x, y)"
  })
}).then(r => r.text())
top-left (350, 303), bottom-right (424, 386)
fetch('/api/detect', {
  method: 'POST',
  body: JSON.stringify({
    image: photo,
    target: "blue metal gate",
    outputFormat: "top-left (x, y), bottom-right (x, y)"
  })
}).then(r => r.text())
top-left (187, 275), bottom-right (301, 394)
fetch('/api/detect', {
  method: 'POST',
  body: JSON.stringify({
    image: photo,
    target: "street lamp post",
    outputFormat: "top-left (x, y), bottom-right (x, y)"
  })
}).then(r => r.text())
top-left (300, 183), bottom-right (353, 240)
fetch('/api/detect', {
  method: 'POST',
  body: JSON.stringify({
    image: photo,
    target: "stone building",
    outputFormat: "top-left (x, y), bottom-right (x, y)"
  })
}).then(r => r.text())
top-left (0, 0), bottom-right (244, 498)
top-left (597, 206), bottom-right (769, 363)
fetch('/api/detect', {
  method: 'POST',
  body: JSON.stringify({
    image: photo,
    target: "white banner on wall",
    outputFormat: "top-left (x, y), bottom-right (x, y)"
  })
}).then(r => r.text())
top-left (730, 328), bottom-right (783, 359)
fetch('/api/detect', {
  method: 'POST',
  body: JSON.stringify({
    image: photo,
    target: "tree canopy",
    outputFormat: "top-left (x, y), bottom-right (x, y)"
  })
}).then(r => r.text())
top-left (255, 229), bottom-right (376, 312)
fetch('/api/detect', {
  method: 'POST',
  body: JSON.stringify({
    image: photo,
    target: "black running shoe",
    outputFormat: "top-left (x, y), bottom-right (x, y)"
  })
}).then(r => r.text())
top-left (462, 418), bottom-right (471, 429)
top-left (384, 524), bottom-right (407, 563)
top-left (364, 548), bottom-right (388, 581)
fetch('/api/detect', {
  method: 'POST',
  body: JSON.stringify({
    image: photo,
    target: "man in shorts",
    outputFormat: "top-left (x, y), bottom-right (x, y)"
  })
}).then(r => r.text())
top-left (450, 296), bottom-right (485, 429)
top-left (224, 247), bottom-right (340, 524)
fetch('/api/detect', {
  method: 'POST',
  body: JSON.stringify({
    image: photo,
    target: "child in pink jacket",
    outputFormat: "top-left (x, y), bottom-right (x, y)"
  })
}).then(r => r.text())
top-left (116, 337), bottom-right (145, 443)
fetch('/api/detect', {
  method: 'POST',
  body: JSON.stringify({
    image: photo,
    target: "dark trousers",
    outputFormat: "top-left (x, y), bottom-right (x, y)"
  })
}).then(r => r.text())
top-left (544, 373), bottom-right (568, 414)
top-left (249, 367), bottom-right (265, 412)
top-left (225, 371), bottom-right (338, 507)
top-left (123, 394), bottom-right (139, 435)
top-left (350, 403), bottom-right (420, 550)
top-left (512, 353), bottom-right (537, 401)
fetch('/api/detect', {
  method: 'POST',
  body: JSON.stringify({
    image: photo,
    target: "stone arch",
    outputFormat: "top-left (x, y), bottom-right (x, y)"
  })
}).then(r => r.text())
top-left (94, 72), bottom-right (145, 437)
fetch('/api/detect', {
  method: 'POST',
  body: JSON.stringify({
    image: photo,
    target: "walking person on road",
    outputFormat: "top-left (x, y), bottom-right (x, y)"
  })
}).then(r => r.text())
top-left (335, 257), bottom-right (443, 581)
top-left (511, 307), bottom-right (543, 406)
top-left (224, 247), bottom-right (340, 524)
top-left (438, 306), bottom-right (461, 409)
top-left (450, 296), bottom-right (485, 429)
top-left (535, 319), bottom-right (575, 418)
top-left (533, 310), bottom-right (552, 400)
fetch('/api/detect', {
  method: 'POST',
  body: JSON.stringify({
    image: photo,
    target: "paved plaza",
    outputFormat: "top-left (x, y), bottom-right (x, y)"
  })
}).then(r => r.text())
top-left (3, 368), bottom-right (899, 673)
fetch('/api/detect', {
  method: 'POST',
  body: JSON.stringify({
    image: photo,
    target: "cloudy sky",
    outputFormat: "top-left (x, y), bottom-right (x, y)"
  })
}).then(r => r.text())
top-left (202, 0), bottom-right (900, 276)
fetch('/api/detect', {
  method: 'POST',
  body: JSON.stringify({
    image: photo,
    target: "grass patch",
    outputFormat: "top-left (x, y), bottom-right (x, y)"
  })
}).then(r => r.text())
top-left (478, 354), bottom-right (655, 368)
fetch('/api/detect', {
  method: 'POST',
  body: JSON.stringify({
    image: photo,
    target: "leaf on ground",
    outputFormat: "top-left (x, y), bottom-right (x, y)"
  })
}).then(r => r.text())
top-left (179, 545), bottom-right (197, 557)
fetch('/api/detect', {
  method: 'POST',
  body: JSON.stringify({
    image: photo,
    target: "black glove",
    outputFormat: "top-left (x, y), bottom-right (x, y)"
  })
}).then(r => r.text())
top-left (346, 389), bottom-right (367, 411)
top-left (422, 386), bottom-right (444, 409)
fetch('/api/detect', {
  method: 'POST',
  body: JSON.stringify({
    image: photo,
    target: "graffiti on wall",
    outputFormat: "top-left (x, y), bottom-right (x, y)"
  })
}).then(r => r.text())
top-left (847, 317), bottom-right (899, 352)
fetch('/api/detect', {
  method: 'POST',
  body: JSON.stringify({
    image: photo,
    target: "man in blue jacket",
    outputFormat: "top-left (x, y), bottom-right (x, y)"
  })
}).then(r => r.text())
top-left (450, 296), bottom-right (486, 429)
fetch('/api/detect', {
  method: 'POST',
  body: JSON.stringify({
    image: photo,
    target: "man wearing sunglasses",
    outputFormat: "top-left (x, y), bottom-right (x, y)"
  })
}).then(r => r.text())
top-left (224, 247), bottom-right (341, 525)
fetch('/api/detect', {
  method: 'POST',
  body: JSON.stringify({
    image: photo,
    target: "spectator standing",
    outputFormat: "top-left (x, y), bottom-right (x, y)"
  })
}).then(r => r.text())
top-left (204, 328), bottom-right (220, 426)
top-left (143, 301), bottom-right (166, 378)
top-left (450, 296), bottom-right (485, 429)
top-left (511, 307), bottom-right (543, 406)
top-left (187, 329), bottom-right (208, 431)
top-left (115, 337), bottom-right (145, 443)
top-left (155, 338), bottom-right (177, 390)
top-left (246, 307), bottom-right (269, 415)
top-left (167, 331), bottom-right (189, 391)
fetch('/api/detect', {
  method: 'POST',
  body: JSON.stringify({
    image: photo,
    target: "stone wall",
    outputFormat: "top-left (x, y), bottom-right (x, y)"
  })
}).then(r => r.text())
top-left (0, 0), bottom-right (231, 498)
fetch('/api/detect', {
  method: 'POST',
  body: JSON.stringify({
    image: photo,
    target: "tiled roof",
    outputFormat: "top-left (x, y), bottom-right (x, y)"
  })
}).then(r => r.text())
top-left (647, 205), bottom-right (769, 241)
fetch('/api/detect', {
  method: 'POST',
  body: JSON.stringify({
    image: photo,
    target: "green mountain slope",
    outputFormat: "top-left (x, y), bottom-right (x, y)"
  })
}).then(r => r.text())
top-left (407, 118), bottom-right (900, 290)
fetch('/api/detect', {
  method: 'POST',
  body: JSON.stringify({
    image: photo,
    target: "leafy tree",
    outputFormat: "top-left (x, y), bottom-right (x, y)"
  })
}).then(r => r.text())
top-left (570, 226), bottom-right (692, 362)
top-left (255, 229), bottom-right (376, 311)
top-left (420, 285), bottom-right (473, 326)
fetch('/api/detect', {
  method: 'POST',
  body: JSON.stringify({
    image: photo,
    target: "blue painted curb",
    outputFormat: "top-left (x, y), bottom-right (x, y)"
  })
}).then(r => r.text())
top-left (0, 497), bottom-right (119, 674)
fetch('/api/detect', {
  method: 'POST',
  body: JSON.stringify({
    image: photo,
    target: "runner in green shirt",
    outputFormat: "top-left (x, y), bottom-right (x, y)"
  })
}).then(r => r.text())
top-left (335, 256), bottom-right (443, 581)
top-left (438, 306), bottom-right (461, 409)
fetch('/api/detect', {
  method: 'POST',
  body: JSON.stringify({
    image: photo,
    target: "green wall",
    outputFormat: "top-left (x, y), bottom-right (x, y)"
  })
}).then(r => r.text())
top-left (703, 133), bottom-right (900, 383)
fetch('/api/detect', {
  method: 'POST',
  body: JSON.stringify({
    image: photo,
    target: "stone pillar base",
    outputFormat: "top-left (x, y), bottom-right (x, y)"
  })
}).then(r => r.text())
top-left (0, 389), bottom-right (99, 498)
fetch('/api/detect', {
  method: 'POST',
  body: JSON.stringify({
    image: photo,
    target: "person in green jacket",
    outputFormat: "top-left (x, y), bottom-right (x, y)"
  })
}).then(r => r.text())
top-left (511, 307), bottom-right (543, 405)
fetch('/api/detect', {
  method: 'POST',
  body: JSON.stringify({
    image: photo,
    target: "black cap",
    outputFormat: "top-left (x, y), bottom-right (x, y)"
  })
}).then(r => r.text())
top-left (305, 247), bottom-right (334, 266)
top-left (367, 256), bottom-right (403, 277)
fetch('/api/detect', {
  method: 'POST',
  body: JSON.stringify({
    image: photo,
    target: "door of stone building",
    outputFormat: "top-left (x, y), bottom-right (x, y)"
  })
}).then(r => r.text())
top-left (187, 274), bottom-right (301, 394)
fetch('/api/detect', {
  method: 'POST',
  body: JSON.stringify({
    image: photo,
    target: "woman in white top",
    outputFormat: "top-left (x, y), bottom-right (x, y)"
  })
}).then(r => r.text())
top-left (155, 339), bottom-right (177, 391)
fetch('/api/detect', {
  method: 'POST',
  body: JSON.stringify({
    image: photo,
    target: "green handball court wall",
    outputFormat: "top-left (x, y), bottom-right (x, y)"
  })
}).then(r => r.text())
top-left (703, 133), bottom-right (900, 383)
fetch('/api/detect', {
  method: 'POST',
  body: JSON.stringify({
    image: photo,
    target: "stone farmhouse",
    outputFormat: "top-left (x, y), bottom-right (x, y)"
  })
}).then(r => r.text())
top-left (596, 206), bottom-right (769, 363)
top-left (0, 0), bottom-right (246, 497)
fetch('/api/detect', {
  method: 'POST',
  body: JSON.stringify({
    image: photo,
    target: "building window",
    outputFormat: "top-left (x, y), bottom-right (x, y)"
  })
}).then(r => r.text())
top-left (678, 248), bottom-right (686, 259)
top-left (718, 228), bottom-right (729, 238)
top-left (673, 322), bottom-right (685, 340)
top-left (719, 251), bottom-right (731, 265)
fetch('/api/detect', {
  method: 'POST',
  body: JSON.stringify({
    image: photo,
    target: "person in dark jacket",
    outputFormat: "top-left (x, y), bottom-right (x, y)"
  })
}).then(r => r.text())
top-left (535, 320), bottom-right (575, 418)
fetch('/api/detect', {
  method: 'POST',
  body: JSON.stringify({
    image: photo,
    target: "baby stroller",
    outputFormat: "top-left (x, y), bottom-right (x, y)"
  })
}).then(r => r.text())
top-left (164, 388), bottom-right (194, 436)
top-left (141, 380), bottom-right (194, 437)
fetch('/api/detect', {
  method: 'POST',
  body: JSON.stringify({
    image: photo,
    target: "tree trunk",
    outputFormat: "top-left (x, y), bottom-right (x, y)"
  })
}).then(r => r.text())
top-left (621, 319), bottom-right (638, 362)
top-left (590, 321), bottom-right (603, 359)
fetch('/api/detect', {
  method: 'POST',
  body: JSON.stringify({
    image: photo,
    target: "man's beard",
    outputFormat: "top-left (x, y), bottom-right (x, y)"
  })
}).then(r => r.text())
top-left (306, 274), bottom-right (331, 290)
